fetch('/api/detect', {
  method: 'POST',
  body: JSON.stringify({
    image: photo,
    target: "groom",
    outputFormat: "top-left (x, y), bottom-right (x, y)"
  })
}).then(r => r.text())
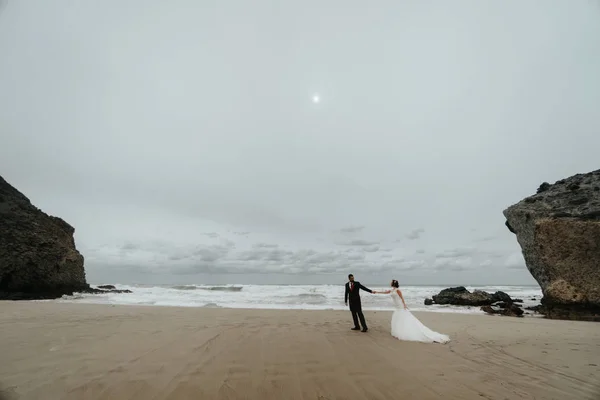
top-left (344, 274), bottom-right (372, 332)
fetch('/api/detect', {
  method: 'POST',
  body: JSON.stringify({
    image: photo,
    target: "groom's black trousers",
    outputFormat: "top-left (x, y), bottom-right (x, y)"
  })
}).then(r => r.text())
top-left (349, 303), bottom-right (367, 329)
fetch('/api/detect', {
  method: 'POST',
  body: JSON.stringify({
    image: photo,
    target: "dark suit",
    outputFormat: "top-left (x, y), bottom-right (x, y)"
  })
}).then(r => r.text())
top-left (344, 281), bottom-right (372, 329)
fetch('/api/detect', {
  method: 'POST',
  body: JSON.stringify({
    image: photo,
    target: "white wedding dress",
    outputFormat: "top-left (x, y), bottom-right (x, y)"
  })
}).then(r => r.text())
top-left (389, 289), bottom-right (450, 344)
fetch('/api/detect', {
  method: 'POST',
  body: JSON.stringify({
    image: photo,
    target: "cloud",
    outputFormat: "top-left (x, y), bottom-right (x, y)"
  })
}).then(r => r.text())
top-left (84, 234), bottom-right (537, 283)
top-left (236, 247), bottom-right (292, 262)
top-left (120, 241), bottom-right (139, 252)
top-left (233, 231), bottom-right (250, 236)
top-left (384, 259), bottom-right (426, 271)
top-left (479, 259), bottom-right (493, 267)
top-left (433, 257), bottom-right (474, 272)
top-left (182, 241), bottom-right (236, 263)
top-left (252, 242), bottom-right (279, 249)
top-left (86, 238), bottom-right (411, 277)
top-left (361, 245), bottom-right (380, 253)
top-left (435, 247), bottom-right (476, 259)
top-left (203, 232), bottom-right (219, 239)
top-left (339, 225), bottom-right (365, 233)
top-left (335, 239), bottom-right (379, 246)
top-left (234, 251), bottom-right (262, 261)
top-left (504, 253), bottom-right (526, 269)
top-left (406, 228), bottom-right (425, 240)
top-left (431, 246), bottom-right (479, 272)
top-left (489, 252), bottom-right (507, 259)
top-left (221, 238), bottom-right (236, 248)
top-left (88, 234), bottom-right (526, 282)
top-left (193, 246), bottom-right (227, 262)
top-left (346, 252), bottom-right (366, 261)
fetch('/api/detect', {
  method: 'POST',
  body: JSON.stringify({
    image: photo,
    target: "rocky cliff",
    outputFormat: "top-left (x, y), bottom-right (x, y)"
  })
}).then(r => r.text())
top-left (503, 169), bottom-right (600, 321)
top-left (0, 175), bottom-right (89, 300)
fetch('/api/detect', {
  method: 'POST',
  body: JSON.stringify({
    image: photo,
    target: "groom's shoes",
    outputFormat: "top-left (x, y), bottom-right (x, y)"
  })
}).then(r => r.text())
top-left (351, 327), bottom-right (360, 330)
top-left (361, 328), bottom-right (368, 332)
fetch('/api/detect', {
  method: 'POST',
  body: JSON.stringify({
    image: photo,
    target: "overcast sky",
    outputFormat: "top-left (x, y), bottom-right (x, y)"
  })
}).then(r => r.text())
top-left (1, 1), bottom-right (599, 285)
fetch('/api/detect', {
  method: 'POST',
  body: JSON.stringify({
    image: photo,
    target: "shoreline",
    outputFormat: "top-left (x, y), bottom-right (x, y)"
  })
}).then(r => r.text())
top-left (47, 298), bottom-right (546, 318)
top-left (1, 302), bottom-right (598, 400)
top-left (11, 298), bottom-right (496, 315)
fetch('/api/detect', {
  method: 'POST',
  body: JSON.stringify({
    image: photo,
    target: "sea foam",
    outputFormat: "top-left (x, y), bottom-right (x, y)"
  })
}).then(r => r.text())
top-left (57, 283), bottom-right (543, 315)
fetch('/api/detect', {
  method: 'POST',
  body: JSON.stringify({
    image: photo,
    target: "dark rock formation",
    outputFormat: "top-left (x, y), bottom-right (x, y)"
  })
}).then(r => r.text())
top-left (525, 305), bottom-right (547, 314)
top-left (503, 169), bottom-right (600, 321)
top-left (0, 287), bottom-right (132, 300)
top-left (430, 286), bottom-right (515, 306)
top-left (490, 290), bottom-right (512, 303)
top-left (0, 175), bottom-right (131, 300)
top-left (428, 287), bottom-right (528, 317)
top-left (97, 285), bottom-right (116, 290)
top-left (481, 303), bottom-right (524, 317)
top-left (0, 175), bottom-right (87, 299)
top-left (537, 182), bottom-right (551, 194)
top-left (89, 287), bottom-right (132, 295)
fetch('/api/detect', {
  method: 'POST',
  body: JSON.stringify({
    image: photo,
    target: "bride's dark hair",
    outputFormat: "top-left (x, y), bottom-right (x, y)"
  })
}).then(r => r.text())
top-left (391, 279), bottom-right (399, 288)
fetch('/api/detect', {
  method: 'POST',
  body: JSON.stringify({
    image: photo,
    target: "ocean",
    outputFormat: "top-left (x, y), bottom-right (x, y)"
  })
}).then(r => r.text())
top-left (58, 284), bottom-right (543, 316)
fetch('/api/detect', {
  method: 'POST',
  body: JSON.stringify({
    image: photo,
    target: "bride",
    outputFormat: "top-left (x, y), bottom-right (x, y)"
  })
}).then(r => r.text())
top-left (373, 279), bottom-right (450, 344)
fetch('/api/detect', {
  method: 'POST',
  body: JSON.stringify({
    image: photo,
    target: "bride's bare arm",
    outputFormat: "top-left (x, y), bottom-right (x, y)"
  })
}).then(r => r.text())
top-left (372, 289), bottom-right (391, 294)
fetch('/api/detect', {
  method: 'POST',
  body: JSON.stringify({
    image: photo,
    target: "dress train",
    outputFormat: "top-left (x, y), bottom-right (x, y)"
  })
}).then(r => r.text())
top-left (389, 290), bottom-right (450, 343)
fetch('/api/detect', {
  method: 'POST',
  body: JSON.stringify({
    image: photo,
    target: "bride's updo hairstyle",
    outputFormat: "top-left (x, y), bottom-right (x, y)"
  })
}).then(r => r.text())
top-left (391, 280), bottom-right (399, 288)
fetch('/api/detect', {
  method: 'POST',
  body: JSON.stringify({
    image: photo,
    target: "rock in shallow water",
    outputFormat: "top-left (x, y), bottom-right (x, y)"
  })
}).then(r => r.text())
top-left (427, 287), bottom-right (528, 317)
top-left (425, 286), bottom-right (514, 306)
top-left (97, 285), bottom-right (116, 290)
top-left (503, 169), bottom-right (600, 321)
top-left (430, 286), bottom-right (515, 306)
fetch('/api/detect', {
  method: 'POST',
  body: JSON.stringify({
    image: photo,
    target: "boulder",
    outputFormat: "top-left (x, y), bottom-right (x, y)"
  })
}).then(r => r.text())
top-left (491, 291), bottom-right (512, 303)
top-left (503, 169), bottom-right (600, 321)
top-left (481, 303), bottom-right (524, 317)
top-left (430, 286), bottom-right (516, 306)
top-left (424, 298), bottom-right (433, 306)
top-left (525, 305), bottom-right (546, 314)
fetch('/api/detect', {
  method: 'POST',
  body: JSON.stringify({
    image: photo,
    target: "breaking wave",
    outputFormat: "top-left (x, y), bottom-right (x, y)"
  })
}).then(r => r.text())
top-left (170, 285), bottom-right (243, 292)
top-left (61, 283), bottom-right (543, 315)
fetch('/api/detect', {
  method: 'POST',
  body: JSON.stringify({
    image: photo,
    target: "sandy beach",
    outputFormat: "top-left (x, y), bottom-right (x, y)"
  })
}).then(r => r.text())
top-left (1, 303), bottom-right (599, 400)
